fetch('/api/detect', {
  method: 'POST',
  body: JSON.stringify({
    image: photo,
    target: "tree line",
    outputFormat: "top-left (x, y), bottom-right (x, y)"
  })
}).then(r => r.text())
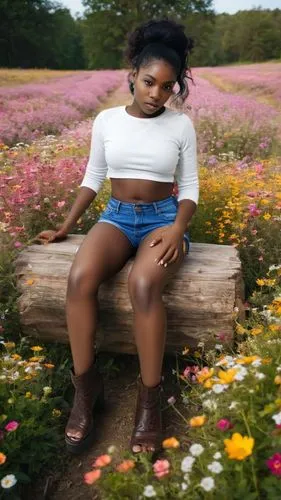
top-left (1, 0), bottom-right (280, 69)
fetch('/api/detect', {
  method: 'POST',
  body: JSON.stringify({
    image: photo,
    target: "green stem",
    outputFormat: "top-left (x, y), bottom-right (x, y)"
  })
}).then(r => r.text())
top-left (241, 410), bottom-right (259, 497)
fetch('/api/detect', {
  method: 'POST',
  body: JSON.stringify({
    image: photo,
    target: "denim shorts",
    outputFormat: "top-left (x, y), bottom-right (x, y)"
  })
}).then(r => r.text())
top-left (97, 196), bottom-right (190, 253)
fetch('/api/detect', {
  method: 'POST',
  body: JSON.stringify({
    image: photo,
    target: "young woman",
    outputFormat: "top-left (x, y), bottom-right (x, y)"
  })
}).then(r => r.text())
top-left (36, 19), bottom-right (199, 455)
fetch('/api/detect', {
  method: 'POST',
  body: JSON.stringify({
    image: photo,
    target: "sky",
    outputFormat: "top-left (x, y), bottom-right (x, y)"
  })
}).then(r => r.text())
top-left (61, 0), bottom-right (281, 17)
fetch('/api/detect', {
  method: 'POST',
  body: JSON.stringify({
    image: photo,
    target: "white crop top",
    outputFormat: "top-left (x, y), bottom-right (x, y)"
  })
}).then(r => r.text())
top-left (80, 105), bottom-right (199, 204)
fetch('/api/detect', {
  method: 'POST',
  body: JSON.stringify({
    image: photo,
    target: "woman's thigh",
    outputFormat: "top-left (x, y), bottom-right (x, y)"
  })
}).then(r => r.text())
top-left (68, 222), bottom-right (135, 294)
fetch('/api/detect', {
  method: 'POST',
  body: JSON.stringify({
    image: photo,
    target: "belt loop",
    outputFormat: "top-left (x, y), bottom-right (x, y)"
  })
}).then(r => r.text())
top-left (116, 201), bottom-right (121, 213)
top-left (153, 202), bottom-right (158, 214)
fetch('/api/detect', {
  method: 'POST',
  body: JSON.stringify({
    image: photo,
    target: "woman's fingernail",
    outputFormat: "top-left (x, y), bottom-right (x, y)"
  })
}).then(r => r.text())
top-left (160, 260), bottom-right (163, 265)
top-left (164, 263), bottom-right (167, 267)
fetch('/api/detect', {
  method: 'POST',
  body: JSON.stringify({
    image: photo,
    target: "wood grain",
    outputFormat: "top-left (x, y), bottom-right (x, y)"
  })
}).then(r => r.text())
top-left (15, 235), bottom-right (244, 353)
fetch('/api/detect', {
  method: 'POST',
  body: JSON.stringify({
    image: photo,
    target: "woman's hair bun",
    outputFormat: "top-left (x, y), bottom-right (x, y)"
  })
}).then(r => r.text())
top-left (126, 19), bottom-right (193, 66)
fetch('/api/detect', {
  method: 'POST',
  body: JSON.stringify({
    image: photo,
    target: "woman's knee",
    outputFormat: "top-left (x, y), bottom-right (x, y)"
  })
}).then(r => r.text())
top-left (128, 272), bottom-right (162, 312)
top-left (67, 264), bottom-right (99, 298)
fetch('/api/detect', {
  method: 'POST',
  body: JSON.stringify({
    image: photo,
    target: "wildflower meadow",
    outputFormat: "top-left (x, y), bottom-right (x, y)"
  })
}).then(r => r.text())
top-left (0, 63), bottom-right (281, 498)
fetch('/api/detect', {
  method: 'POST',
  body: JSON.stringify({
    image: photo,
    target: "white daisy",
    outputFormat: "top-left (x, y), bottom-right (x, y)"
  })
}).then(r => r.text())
top-left (207, 461), bottom-right (223, 474)
top-left (200, 477), bottom-right (215, 492)
top-left (143, 485), bottom-right (157, 497)
top-left (181, 456), bottom-right (195, 473)
top-left (190, 444), bottom-right (204, 457)
top-left (1, 474), bottom-right (17, 489)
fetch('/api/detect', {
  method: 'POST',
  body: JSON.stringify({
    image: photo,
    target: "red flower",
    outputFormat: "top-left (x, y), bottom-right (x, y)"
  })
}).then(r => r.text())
top-left (267, 453), bottom-right (281, 476)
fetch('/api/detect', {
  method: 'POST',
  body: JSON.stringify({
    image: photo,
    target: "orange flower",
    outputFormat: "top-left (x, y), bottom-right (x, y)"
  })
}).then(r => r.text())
top-left (162, 437), bottom-right (180, 449)
top-left (84, 469), bottom-right (101, 484)
top-left (92, 454), bottom-right (112, 468)
top-left (44, 363), bottom-right (55, 369)
top-left (26, 279), bottom-right (34, 285)
top-left (116, 460), bottom-right (135, 473)
top-left (0, 453), bottom-right (7, 465)
top-left (274, 376), bottom-right (281, 385)
top-left (189, 415), bottom-right (206, 427)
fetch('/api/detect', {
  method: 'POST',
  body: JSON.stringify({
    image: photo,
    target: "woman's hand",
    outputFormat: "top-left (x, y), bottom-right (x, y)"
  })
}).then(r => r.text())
top-left (149, 225), bottom-right (184, 267)
top-left (32, 226), bottom-right (68, 245)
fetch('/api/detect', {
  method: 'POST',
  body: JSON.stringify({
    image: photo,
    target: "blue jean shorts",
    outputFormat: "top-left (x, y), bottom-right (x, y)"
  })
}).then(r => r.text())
top-left (97, 196), bottom-right (190, 253)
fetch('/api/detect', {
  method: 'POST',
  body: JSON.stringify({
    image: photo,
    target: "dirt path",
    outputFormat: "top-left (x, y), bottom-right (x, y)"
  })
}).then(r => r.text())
top-left (28, 83), bottom-right (191, 500)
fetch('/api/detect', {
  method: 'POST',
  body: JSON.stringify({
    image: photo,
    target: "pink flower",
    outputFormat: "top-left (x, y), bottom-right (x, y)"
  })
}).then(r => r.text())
top-left (14, 241), bottom-right (22, 248)
top-left (267, 453), bottom-right (281, 476)
top-left (57, 201), bottom-right (66, 208)
top-left (183, 365), bottom-right (200, 378)
top-left (248, 203), bottom-right (261, 217)
top-left (153, 459), bottom-right (170, 479)
top-left (216, 419), bottom-right (233, 431)
top-left (5, 421), bottom-right (19, 432)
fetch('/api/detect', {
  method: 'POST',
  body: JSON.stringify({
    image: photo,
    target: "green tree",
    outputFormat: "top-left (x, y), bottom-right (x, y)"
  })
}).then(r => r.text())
top-left (81, 0), bottom-right (214, 69)
top-left (0, 0), bottom-right (85, 69)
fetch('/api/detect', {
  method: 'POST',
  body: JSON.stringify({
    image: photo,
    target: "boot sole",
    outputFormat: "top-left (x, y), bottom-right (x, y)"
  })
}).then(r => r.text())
top-left (65, 389), bottom-right (105, 455)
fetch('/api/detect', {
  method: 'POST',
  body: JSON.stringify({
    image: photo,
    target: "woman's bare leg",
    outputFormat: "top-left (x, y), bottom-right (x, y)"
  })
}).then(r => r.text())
top-left (66, 222), bottom-right (134, 376)
top-left (128, 227), bottom-right (184, 452)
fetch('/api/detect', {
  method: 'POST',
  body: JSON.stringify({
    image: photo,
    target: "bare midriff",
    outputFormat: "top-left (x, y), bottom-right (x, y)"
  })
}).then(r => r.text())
top-left (110, 178), bottom-right (174, 203)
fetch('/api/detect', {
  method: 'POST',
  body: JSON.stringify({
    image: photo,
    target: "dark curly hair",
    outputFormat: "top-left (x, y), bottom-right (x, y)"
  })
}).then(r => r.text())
top-left (125, 19), bottom-right (194, 104)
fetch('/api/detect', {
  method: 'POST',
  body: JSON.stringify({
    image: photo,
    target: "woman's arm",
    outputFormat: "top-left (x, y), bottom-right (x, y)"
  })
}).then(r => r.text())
top-left (174, 115), bottom-right (199, 231)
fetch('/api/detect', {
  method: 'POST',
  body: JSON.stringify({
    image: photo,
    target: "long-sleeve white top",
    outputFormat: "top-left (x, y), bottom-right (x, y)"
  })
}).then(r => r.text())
top-left (80, 105), bottom-right (199, 204)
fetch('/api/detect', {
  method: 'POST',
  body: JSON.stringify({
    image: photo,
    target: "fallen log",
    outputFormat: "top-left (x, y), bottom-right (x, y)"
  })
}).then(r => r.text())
top-left (15, 235), bottom-right (244, 353)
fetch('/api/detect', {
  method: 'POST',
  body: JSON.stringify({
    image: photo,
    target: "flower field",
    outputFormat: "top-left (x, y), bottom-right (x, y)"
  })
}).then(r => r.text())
top-left (0, 70), bottom-right (123, 145)
top-left (0, 63), bottom-right (281, 497)
top-left (196, 63), bottom-right (281, 109)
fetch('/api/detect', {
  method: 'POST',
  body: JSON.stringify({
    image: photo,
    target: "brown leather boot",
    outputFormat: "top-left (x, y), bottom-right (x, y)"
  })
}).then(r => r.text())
top-left (65, 361), bottom-right (104, 454)
top-left (130, 376), bottom-right (163, 453)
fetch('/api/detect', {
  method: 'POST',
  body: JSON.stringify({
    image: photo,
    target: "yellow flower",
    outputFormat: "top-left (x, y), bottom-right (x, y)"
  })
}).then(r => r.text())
top-left (274, 376), bottom-right (281, 385)
top-left (256, 279), bottom-right (265, 286)
top-left (204, 378), bottom-right (215, 389)
top-left (263, 213), bottom-right (271, 220)
top-left (218, 368), bottom-right (237, 384)
top-left (11, 354), bottom-right (22, 360)
top-left (44, 363), bottom-right (55, 369)
top-left (236, 356), bottom-right (259, 365)
top-left (249, 327), bottom-right (263, 336)
top-left (236, 324), bottom-right (248, 335)
top-left (262, 358), bottom-right (272, 365)
top-left (189, 415), bottom-right (206, 427)
top-left (25, 392), bottom-right (32, 398)
top-left (26, 279), bottom-right (34, 285)
top-left (52, 409), bottom-right (62, 417)
top-left (224, 433), bottom-right (254, 460)
top-left (30, 346), bottom-right (43, 352)
top-left (3, 342), bottom-right (15, 349)
top-left (269, 324), bottom-right (281, 332)
top-left (0, 452), bottom-right (7, 465)
top-left (162, 437), bottom-right (180, 449)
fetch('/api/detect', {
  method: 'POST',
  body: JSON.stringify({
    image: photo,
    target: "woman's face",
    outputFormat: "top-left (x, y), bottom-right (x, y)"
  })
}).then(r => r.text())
top-left (131, 59), bottom-right (177, 117)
